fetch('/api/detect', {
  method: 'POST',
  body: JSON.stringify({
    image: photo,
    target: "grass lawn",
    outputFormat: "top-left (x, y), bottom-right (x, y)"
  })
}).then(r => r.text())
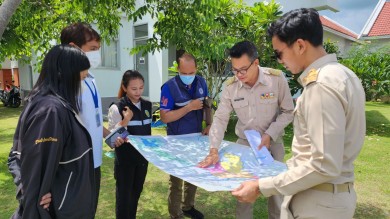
top-left (0, 102), bottom-right (389, 218)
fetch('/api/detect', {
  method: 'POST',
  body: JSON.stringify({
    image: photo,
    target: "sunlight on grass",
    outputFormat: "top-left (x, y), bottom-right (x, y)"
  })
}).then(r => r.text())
top-left (1, 102), bottom-right (389, 218)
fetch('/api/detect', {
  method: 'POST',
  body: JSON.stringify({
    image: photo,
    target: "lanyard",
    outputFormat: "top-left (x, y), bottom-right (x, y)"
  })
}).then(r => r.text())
top-left (84, 80), bottom-right (99, 108)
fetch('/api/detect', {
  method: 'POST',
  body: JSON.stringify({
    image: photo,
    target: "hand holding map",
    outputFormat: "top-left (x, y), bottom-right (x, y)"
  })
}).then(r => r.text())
top-left (127, 133), bottom-right (286, 191)
top-left (244, 130), bottom-right (274, 165)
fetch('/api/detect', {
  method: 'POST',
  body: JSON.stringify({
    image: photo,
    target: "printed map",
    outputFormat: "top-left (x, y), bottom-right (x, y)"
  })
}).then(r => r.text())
top-left (127, 133), bottom-right (287, 191)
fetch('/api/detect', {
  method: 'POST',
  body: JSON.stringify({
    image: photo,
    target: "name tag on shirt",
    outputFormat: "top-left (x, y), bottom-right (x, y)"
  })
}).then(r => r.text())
top-left (95, 108), bottom-right (101, 127)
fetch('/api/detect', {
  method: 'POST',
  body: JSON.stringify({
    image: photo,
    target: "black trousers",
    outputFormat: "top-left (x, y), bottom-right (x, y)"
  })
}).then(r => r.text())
top-left (115, 162), bottom-right (148, 219)
top-left (94, 166), bottom-right (101, 216)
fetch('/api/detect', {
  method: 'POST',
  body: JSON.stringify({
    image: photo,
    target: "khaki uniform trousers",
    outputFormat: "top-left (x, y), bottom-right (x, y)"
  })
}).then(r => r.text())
top-left (168, 175), bottom-right (197, 219)
top-left (281, 185), bottom-right (356, 219)
top-left (236, 138), bottom-right (284, 219)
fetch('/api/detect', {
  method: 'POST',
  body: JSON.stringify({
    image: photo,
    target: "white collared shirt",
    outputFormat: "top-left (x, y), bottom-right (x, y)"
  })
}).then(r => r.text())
top-left (79, 72), bottom-right (103, 168)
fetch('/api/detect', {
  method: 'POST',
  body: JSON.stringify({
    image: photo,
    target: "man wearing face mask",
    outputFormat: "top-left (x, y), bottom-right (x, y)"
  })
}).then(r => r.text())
top-left (60, 22), bottom-right (110, 215)
top-left (160, 52), bottom-right (211, 219)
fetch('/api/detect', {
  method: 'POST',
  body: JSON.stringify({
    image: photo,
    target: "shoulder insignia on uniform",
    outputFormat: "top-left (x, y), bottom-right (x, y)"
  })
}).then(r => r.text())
top-left (267, 68), bottom-right (282, 76)
top-left (224, 76), bottom-right (236, 86)
top-left (303, 69), bottom-right (319, 85)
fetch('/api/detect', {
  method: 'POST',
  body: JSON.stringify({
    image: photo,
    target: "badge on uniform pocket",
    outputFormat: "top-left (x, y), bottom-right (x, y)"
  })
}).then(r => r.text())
top-left (260, 92), bottom-right (274, 99)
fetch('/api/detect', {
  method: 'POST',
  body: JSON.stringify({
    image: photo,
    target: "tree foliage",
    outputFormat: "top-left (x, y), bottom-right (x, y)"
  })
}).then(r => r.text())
top-left (132, 0), bottom-right (282, 100)
top-left (0, 0), bottom-right (157, 66)
top-left (323, 39), bottom-right (340, 57)
top-left (287, 39), bottom-right (343, 97)
top-left (287, 40), bottom-right (390, 101)
top-left (1, 0), bottom-right (282, 100)
top-left (341, 43), bottom-right (390, 101)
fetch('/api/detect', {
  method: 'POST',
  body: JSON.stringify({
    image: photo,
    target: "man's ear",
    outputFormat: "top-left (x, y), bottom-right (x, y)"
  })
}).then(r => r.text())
top-left (295, 39), bottom-right (307, 55)
top-left (69, 42), bottom-right (81, 50)
top-left (254, 58), bottom-right (260, 66)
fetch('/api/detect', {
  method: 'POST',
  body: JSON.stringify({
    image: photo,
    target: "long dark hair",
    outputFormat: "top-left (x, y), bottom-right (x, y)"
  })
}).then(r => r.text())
top-left (28, 45), bottom-right (90, 113)
top-left (117, 70), bottom-right (144, 98)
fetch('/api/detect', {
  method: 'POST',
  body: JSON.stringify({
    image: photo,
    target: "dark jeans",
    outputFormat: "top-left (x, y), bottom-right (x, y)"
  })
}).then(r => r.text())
top-left (115, 163), bottom-right (148, 219)
top-left (94, 167), bottom-right (101, 216)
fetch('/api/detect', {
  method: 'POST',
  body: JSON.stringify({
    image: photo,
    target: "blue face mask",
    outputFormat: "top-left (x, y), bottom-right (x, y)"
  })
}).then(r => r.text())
top-left (179, 75), bottom-right (195, 85)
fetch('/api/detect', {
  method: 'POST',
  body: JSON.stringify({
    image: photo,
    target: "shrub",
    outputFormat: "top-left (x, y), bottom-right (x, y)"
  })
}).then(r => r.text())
top-left (341, 43), bottom-right (390, 101)
top-left (286, 40), bottom-right (342, 97)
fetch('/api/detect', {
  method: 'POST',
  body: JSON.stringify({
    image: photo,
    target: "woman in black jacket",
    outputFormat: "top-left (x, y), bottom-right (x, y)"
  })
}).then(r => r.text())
top-left (107, 70), bottom-right (152, 219)
top-left (8, 45), bottom-right (96, 219)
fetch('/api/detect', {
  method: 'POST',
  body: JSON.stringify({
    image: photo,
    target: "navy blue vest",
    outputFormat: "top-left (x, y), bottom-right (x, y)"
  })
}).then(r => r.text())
top-left (165, 75), bottom-right (208, 135)
top-left (115, 97), bottom-right (151, 165)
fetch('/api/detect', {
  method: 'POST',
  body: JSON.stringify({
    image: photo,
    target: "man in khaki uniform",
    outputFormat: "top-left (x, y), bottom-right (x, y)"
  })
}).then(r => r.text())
top-left (231, 8), bottom-right (366, 219)
top-left (198, 40), bottom-right (294, 219)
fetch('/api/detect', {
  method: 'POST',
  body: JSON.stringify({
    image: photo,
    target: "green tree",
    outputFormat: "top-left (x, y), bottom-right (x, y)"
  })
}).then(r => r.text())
top-left (0, 0), bottom-right (157, 66)
top-left (323, 39), bottom-right (340, 57)
top-left (132, 0), bottom-right (282, 100)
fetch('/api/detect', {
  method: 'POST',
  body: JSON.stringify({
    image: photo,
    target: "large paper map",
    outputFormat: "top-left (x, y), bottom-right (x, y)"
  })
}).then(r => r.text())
top-left (127, 133), bottom-right (287, 191)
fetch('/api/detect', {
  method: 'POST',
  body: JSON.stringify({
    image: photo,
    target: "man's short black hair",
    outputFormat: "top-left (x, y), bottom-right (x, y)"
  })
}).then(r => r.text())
top-left (229, 41), bottom-right (259, 61)
top-left (60, 22), bottom-right (101, 48)
top-left (267, 8), bottom-right (323, 47)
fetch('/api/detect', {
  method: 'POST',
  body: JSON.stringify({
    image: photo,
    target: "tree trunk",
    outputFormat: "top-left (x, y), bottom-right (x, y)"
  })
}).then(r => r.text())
top-left (0, 0), bottom-right (22, 39)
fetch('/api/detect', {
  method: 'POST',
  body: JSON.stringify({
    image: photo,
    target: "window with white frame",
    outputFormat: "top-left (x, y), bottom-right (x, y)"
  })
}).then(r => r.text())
top-left (100, 38), bottom-right (120, 68)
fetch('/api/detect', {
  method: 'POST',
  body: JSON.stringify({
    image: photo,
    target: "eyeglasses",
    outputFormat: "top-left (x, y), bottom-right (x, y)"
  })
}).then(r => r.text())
top-left (273, 46), bottom-right (288, 60)
top-left (231, 60), bottom-right (255, 75)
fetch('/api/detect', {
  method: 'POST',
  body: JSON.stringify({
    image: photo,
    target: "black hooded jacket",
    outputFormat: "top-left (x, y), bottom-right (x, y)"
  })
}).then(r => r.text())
top-left (8, 93), bottom-right (96, 219)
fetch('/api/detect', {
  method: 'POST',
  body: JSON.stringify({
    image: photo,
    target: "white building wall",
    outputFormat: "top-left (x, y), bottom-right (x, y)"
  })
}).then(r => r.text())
top-left (132, 13), bottom-right (164, 103)
top-left (18, 61), bottom-right (33, 99)
top-left (18, 63), bottom-right (29, 89)
top-left (92, 17), bottom-right (133, 99)
top-left (1, 58), bottom-right (18, 69)
top-left (18, 53), bottom-right (39, 94)
top-left (323, 31), bottom-right (354, 57)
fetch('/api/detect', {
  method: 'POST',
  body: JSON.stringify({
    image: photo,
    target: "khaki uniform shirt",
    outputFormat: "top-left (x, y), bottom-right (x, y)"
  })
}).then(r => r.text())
top-left (259, 54), bottom-right (366, 197)
top-left (209, 66), bottom-right (294, 148)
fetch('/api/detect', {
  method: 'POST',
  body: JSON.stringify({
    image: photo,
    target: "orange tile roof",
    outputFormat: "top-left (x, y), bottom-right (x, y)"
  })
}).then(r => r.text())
top-left (320, 16), bottom-right (358, 39)
top-left (368, 1), bottom-right (390, 36)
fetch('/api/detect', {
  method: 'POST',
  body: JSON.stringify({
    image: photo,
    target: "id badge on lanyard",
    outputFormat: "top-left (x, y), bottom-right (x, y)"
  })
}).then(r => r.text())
top-left (84, 80), bottom-right (101, 127)
top-left (95, 108), bottom-right (101, 127)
